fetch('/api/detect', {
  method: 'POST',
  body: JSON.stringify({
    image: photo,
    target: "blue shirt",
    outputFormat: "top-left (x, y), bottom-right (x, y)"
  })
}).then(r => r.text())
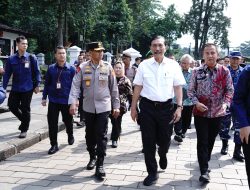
top-left (228, 65), bottom-right (243, 88)
top-left (3, 52), bottom-right (41, 92)
top-left (233, 65), bottom-right (250, 128)
top-left (42, 62), bottom-right (76, 104)
top-left (173, 68), bottom-right (193, 106)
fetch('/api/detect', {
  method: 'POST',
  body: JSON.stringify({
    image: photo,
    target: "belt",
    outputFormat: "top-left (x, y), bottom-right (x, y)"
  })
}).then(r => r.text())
top-left (141, 97), bottom-right (172, 107)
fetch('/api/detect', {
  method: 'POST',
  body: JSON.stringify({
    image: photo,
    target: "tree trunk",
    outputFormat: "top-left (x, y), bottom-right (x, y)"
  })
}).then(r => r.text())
top-left (193, 0), bottom-right (204, 59)
top-left (57, 0), bottom-right (64, 46)
top-left (199, 0), bottom-right (214, 58)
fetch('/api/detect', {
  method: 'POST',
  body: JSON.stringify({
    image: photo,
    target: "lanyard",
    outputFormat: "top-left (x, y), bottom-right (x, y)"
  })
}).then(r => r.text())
top-left (57, 67), bottom-right (63, 83)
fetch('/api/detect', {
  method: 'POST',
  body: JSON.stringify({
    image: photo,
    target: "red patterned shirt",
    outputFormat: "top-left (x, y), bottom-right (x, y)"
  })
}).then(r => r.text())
top-left (188, 64), bottom-right (234, 118)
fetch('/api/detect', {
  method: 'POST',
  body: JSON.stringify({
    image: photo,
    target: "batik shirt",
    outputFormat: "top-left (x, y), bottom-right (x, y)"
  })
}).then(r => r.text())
top-left (188, 64), bottom-right (234, 118)
top-left (116, 76), bottom-right (133, 114)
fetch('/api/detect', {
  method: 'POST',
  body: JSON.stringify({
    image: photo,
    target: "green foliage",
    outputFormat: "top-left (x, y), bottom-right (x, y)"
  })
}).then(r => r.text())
top-left (1, 0), bottom-right (184, 61)
top-left (184, 0), bottom-right (230, 59)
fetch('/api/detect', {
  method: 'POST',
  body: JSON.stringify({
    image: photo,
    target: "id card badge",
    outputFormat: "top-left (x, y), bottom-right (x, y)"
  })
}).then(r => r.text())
top-left (56, 82), bottom-right (61, 89)
top-left (24, 61), bottom-right (30, 68)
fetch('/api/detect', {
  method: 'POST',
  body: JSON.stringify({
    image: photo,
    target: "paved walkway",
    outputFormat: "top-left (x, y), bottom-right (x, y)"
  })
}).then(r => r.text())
top-left (0, 93), bottom-right (249, 190)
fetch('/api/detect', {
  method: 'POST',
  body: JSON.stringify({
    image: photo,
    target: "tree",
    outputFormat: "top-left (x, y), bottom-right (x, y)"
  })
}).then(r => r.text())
top-left (128, 2), bottom-right (183, 57)
top-left (239, 41), bottom-right (250, 57)
top-left (184, 0), bottom-right (231, 59)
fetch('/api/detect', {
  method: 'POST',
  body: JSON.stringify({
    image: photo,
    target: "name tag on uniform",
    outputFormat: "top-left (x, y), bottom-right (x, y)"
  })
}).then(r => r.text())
top-left (85, 80), bottom-right (91, 87)
top-left (99, 75), bottom-right (108, 81)
top-left (24, 61), bottom-right (30, 68)
top-left (56, 82), bottom-right (61, 89)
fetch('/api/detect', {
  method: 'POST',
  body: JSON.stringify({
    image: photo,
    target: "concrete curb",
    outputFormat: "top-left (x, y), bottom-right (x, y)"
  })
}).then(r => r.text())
top-left (0, 124), bottom-right (65, 161)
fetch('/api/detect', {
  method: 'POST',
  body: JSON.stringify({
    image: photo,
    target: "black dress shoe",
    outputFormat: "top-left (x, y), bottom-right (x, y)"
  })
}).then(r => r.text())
top-left (199, 172), bottom-right (210, 183)
top-left (95, 165), bottom-right (106, 178)
top-left (174, 135), bottom-right (183, 143)
top-left (87, 158), bottom-right (97, 170)
top-left (159, 155), bottom-right (167, 170)
top-left (68, 135), bottom-right (75, 145)
top-left (48, 145), bottom-right (59, 155)
top-left (111, 141), bottom-right (117, 148)
top-left (143, 173), bottom-right (158, 186)
top-left (19, 132), bottom-right (27, 138)
top-left (233, 144), bottom-right (245, 162)
top-left (233, 153), bottom-right (245, 162)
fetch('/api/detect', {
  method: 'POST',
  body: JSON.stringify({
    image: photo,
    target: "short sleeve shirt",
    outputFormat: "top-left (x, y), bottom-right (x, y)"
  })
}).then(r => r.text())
top-left (133, 57), bottom-right (186, 102)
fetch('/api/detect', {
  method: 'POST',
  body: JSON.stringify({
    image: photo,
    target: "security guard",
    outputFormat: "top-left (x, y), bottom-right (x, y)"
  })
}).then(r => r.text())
top-left (42, 46), bottom-right (76, 155)
top-left (69, 42), bottom-right (120, 179)
top-left (3, 36), bottom-right (41, 138)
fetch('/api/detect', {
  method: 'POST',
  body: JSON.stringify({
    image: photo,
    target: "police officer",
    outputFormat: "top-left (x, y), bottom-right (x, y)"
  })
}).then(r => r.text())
top-left (229, 51), bottom-right (244, 161)
top-left (3, 36), bottom-right (41, 138)
top-left (42, 46), bottom-right (76, 154)
top-left (69, 42), bottom-right (120, 179)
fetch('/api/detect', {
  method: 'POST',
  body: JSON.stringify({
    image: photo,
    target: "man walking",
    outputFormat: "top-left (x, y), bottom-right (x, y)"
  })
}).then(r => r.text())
top-left (69, 42), bottom-right (120, 179)
top-left (3, 36), bottom-right (41, 138)
top-left (233, 65), bottom-right (250, 188)
top-left (131, 35), bottom-right (185, 186)
top-left (42, 46), bottom-right (76, 154)
top-left (188, 43), bottom-right (234, 183)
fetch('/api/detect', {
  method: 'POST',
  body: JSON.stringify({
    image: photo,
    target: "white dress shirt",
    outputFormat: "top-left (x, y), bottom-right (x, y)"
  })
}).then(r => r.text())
top-left (133, 57), bottom-right (186, 102)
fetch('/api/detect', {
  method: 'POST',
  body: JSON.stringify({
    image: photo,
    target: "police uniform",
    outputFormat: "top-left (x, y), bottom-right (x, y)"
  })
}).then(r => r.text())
top-left (3, 52), bottom-right (41, 136)
top-left (69, 42), bottom-right (119, 177)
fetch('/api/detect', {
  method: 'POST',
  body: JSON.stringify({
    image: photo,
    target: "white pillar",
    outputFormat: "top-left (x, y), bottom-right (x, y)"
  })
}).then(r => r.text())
top-left (36, 53), bottom-right (45, 65)
top-left (67, 46), bottom-right (81, 65)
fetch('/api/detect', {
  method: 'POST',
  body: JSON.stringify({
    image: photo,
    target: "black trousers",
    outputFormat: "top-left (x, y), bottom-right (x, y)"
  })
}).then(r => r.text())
top-left (174, 104), bottom-right (193, 135)
top-left (110, 114), bottom-right (123, 141)
top-left (84, 111), bottom-right (110, 158)
top-left (139, 98), bottom-right (174, 175)
top-left (194, 116), bottom-right (222, 174)
top-left (47, 102), bottom-right (73, 146)
top-left (8, 90), bottom-right (33, 132)
top-left (242, 135), bottom-right (250, 188)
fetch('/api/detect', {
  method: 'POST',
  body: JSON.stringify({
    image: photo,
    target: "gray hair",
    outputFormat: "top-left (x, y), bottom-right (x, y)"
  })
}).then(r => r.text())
top-left (180, 54), bottom-right (194, 63)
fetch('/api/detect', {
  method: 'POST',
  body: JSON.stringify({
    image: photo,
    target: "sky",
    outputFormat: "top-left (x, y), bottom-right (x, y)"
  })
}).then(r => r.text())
top-left (160, 0), bottom-right (249, 48)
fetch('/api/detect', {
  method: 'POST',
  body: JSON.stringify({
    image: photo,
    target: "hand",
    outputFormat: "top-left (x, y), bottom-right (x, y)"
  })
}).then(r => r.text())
top-left (76, 100), bottom-right (79, 108)
top-left (69, 104), bottom-right (77, 115)
top-left (41, 99), bottom-right (47, 106)
top-left (130, 107), bottom-right (138, 122)
top-left (217, 103), bottom-right (228, 115)
top-left (112, 109), bottom-right (120, 119)
top-left (196, 102), bottom-right (208, 112)
top-left (0, 68), bottom-right (4, 74)
top-left (240, 126), bottom-right (250, 144)
top-left (170, 107), bottom-right (182, 124)
top-left (34, 87), bottom-right (40, 94)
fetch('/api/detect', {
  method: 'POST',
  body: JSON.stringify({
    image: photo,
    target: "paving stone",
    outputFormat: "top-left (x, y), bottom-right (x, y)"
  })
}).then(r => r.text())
top-left (17, 178), bottom-right (52, 187)
top-left (0, 183), bottom-right (27, 190)
top-left (0, 111), bottom-right (248, 189)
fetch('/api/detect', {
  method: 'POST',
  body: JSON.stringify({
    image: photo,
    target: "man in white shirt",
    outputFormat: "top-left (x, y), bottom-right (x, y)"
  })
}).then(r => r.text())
top-left (131, 35), bottom-right (186, 186)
